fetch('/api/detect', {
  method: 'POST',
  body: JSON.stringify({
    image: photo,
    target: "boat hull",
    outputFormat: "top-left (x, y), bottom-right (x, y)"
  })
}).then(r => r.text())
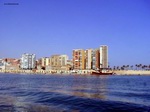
top-left (91, 71), bottom-right (113, 75)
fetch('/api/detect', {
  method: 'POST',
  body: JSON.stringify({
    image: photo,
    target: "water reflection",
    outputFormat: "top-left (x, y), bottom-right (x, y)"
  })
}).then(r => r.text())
top-left (0, 95), bottom-right (66, 112)
top-left (0, 95), bottom-right (16, 106)
top-left (38, 75), bottom-right (109, 100)
top-left (71, 76), bottom-right (108, 100)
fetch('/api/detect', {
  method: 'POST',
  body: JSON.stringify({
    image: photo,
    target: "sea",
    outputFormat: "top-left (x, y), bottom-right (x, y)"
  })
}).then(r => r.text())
top-left (0, 73), bottom-right (150, 112)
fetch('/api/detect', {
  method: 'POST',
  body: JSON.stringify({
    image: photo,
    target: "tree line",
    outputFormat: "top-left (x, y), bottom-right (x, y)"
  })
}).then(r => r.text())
top-left (111, 64), bottom-right (150, 70)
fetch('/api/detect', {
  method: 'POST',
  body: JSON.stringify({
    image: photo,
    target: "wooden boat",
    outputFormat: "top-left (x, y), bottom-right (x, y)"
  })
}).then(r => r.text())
top-left (91, 71), bottom-right (113, 75)
top-left (91, 68), bottom-right (114, 75)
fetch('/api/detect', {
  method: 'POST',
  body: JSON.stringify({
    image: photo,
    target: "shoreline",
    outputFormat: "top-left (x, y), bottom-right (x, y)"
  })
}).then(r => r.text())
top-left (0, 70), bottom-right (150, 75)
top-left (113, 70), bottom-right (150, 75)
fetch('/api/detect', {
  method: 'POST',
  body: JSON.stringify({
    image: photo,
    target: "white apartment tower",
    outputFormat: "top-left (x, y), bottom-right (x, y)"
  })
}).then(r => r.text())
top-left (100, 45), bottom-right (108, 68)
top-left (21, 53), bottom-right (36, 69)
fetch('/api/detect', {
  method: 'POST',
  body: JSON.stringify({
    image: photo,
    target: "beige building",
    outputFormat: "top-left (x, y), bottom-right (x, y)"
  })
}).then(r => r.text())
top-left (73, 49), bottom-right (86, 70)
top-left (41, 57), bottom-right (50, 67)
top-left (100, 45), bottom-right (108, 68)
top-left (92, 49), bottom-right (100, 70)
top-left (85, 49), bottom-right (93, 70)
top-left (50, 55), bottom-right (61, 70)
top-left (50, 55), bottom-right (69, 70)
top-left (67, 60), bottom-right (73, 67)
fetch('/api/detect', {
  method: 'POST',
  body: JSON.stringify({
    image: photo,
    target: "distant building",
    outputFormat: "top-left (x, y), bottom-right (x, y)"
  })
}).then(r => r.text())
top-left (36, 58), bottom-right (42, 70)
top-left (100, 45), bottom-right (108, 68)
top-left (41, 57), bottom-right (50, 67)
top-left (50, 55), bottom-right (61, 70)
top-left (20, 53), bottom-right (36, 69)
top-left (0, 58), bottom-right (20, 70)
top-left (67, 59), bottom-right (73, 67)
top-left (92, 49), bottom-right (100, 70)
top-left (0, 59), bottom-right (5, 70)
top-left (0, 59), bottom-right (3, 65)
top-left (59, 55), bottom-right (68, 66)
top-left (73, 49), bottom-right (86, 70)
top-left (85, 49), bottom-right (93, 70)
top-left (66, 59), bottom-right (73, 70)
top-left (49, 55), bottom-right (69, 70)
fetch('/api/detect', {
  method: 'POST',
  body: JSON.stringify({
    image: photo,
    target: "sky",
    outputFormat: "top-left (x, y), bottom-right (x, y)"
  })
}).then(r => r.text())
top-left (0, 0), bottom-right (150, 67)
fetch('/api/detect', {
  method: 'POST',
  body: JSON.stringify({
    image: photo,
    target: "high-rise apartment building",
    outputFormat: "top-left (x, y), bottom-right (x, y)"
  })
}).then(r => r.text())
top-left (85, 49), bottom-right (93, 69)
top-left (92, 49), bottom-right (100, 70)
top-left (100, 45), bottom-right (108, 68)
top-left (20, 53), bottom-right (36, 69)
top-left (73, 49), bottom-right (85, 70)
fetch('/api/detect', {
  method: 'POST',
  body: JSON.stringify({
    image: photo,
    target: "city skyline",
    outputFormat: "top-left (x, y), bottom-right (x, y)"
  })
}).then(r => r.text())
top-left (0, 0), bottom-right (150, 66)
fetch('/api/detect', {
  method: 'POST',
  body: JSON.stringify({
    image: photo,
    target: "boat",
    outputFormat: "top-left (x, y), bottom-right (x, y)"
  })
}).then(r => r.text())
top-left (91, 71), bottom-right (113, 75)
top-left (91, 68), bottom-right (114, 75)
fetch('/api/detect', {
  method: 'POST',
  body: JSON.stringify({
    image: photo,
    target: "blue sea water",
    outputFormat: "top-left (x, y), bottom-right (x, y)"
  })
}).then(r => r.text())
top-left (0, 73), bottom-right (150, 112)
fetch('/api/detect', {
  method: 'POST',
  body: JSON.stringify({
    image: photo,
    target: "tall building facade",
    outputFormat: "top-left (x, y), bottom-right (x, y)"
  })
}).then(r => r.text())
top-left (20, 53), bottom-right (36, 69)
top-left (92, 49), bottom-right (100, 70)
top-left (100, 45), bottom-right (108, 68)
top-left (73, 49), bottom-right (85, 70)
top-left (85, 49), bottom-right (93, 69)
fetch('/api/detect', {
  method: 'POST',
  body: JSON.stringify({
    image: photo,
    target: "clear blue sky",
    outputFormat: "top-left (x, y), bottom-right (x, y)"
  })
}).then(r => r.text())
top-left (0, 0), bottom-right (150, 66)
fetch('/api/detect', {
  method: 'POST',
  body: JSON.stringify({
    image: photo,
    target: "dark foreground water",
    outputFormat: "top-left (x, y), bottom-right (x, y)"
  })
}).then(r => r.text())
top-left (0, 73), bottom-right (150, 112)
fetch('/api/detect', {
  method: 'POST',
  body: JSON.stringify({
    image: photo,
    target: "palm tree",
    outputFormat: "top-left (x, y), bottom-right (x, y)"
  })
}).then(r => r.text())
top-left (130, 65), bottom-right (133, 70)
top-left (116, 66), bottom-right (120, 70)
top-left (142, 65), bottom-right (145, 70)
top-left (135, 64), bottom-right (138, 70)
top-left (139, 64), bottom-right (142, 70)
top-left (126, 65), bottom-right (129, 70)
top-left (137, 64), bottom-right (140, 70)
top-left (136, 64), bottom-right (141, 70)
top-left (122, 65), bottom-right (126, 70)
top-left (143, 65), bottom-right (147, 70)
top-left (121, 67), bottom-right (124, 70)
top-left (113, 66), bottom-right (116, 70)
